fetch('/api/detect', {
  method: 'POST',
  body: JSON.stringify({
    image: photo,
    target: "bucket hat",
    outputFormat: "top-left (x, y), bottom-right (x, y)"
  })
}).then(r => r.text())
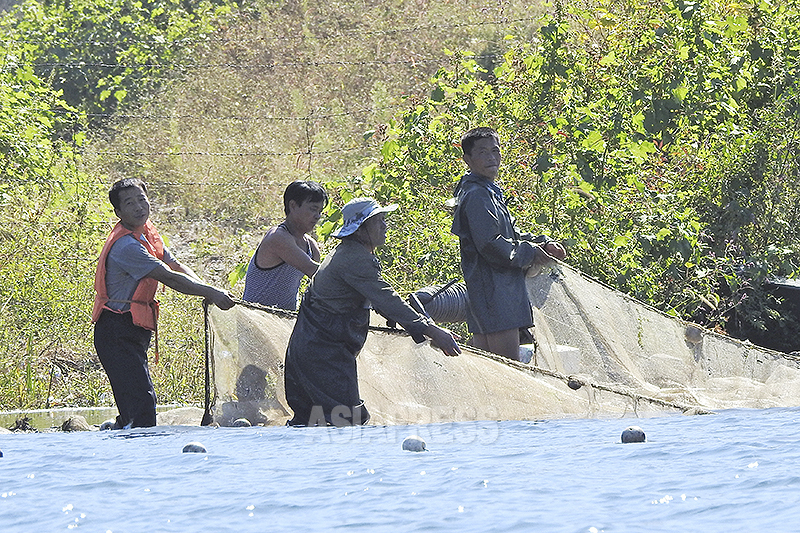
top-left (332, 197), bottom-right (398, 238)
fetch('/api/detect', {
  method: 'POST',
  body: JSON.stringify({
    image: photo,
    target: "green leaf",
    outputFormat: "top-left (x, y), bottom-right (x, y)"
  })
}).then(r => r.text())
top-left (599, 51), bottom-right (618, 66)
top-left (534, 151), bottom-right (553, 173)
top-left (228, 262), bottom-right (248, 287)
top-left (613, 233), bottom-right (630, 248)
top-left (380, 140), bottom-right (400, 161)
top-left (581, 130), bottom-right (605, 152)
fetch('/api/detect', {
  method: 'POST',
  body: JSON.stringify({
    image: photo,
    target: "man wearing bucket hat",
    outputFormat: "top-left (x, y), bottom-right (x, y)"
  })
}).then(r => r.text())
top-left (284, 197), bottom-right (461, 426)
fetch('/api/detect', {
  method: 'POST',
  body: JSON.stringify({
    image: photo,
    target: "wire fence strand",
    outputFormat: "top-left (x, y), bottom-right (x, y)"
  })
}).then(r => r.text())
top-left (1, 17), bottom-right (540, 47)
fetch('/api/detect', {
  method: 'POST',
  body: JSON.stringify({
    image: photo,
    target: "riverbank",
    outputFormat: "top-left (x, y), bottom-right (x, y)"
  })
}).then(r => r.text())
top-left (0, 405), bottom-right (205, 433)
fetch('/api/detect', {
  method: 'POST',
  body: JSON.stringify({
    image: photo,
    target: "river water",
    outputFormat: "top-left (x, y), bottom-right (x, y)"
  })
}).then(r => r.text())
top-left (2, 407), bottom-right (800, 532)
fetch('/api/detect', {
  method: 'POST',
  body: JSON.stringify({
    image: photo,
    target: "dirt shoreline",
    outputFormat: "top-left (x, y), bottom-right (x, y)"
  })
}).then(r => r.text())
top-left (0, 406), bottom-right (206, 434)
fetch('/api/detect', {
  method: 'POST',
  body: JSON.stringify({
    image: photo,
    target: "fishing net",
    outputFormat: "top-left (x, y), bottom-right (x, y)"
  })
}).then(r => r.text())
top-left (527, 262), bottom-right (800, 411)
top-left (203, 262), bottom-right (800, 426)
top-left (203, 303), bottom-right (296, 427)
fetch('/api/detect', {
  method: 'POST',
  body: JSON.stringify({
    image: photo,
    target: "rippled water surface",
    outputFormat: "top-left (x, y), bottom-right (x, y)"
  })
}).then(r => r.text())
top-left (3, 408), bottom-right (800, 532)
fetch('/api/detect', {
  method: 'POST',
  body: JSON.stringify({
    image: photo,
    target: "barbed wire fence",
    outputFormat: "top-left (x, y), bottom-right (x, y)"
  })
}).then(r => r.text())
top-left (0, 14), bottom-right (540, 329)
top-left (0, 10), bottom-right (546, 174)
top-left (0, 10), bottom-right (555, 411)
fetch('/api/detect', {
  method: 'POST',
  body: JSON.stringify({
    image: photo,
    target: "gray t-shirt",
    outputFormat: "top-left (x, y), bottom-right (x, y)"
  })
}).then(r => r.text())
top-left (105, 234), bottom-right (176, 312)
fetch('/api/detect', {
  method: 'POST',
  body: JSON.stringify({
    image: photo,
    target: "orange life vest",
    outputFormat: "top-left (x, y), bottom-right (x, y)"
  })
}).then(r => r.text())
top-left (92, 220), bottom-right (165, 331)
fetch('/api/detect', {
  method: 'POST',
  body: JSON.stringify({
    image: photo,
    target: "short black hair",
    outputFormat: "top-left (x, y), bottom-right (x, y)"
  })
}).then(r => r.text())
top-left (461, 127), bottom-right (500, 156)
top-left (284, 180), bottom-right (328, 215)
top-left (109, 178), bottom-right (147, 210)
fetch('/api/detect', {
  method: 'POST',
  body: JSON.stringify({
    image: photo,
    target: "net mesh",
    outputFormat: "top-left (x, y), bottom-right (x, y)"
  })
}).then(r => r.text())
top-left (204, 262), bottom-right (800, 426)
top-left (528, 263), bottom-right (800, 410)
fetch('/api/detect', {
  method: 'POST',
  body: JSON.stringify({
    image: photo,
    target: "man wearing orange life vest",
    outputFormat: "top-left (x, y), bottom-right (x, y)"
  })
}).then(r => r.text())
top-left (93, 178), bottom-right (235, 428)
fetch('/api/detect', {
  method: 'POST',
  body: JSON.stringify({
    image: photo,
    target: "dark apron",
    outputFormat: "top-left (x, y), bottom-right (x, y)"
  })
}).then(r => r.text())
top-left (284, 295), bottom-right (371, 426)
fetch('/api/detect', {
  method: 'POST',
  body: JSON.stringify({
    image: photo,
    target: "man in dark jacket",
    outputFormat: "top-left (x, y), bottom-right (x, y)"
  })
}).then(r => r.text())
top-left (451, 127), bottom-right (566, 361)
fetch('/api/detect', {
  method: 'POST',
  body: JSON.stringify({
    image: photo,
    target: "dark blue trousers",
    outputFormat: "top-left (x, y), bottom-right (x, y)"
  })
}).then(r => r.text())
top-left (94, 310), bottom-right (157, 428)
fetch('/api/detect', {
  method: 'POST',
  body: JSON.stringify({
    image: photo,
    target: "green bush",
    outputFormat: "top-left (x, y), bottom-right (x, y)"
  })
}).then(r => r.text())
top-left (361, 0), bottom-right (800, 348)
top-left (1, 0), bottom-right (235, 122)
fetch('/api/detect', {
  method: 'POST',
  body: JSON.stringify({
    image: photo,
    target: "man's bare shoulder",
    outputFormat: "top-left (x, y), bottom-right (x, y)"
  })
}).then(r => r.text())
top-left (264, 225), bottom-right (309, 249)
top-left (260, 224), bottom-right (284, 243)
